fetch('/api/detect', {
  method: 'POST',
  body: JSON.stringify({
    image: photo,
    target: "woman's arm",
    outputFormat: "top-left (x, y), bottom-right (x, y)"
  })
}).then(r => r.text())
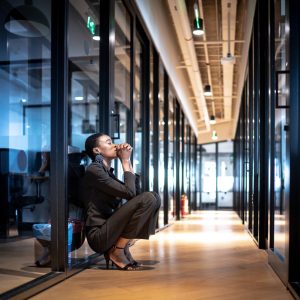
top-left (88, 164), bottom-right (137, 199)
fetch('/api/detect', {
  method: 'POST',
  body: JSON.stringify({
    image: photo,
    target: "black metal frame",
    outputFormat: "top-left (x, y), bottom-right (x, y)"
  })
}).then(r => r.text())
top-left (99, 0), bottom-right (115, 136)
top-left (163, 72), bottom-right (169, 225)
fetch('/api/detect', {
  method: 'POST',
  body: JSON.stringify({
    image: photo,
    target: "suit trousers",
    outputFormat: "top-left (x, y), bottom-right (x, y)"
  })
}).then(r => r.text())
top-left (86, 191), bottom-right (161, 253)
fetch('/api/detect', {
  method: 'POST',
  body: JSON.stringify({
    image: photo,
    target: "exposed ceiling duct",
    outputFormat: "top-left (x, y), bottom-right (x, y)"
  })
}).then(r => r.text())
top-left (168, 0), bottom-right (210, 132)
top-left (135, 0), bottom-right (255, 143)
top-left (221, 0), bottom-right (237, 121)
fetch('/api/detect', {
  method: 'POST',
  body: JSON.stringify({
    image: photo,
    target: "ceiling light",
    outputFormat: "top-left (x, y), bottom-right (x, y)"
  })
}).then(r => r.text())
top-left (4, 2), bottom-right (50, 37)
top-left (221, 3), bottom-right (236, 65)
top-left (211, 130), bottom-right (218, 140)
top-left (204, 85), bottom-right (212, 96)
top-left (210, 115), bottom-right (216, 124)
top-left (92, 25), bottom-right (100, 41)
top-left (75, 96), bottom-right (84, 101)
top-left (193, 2), bottom-right (204, 36)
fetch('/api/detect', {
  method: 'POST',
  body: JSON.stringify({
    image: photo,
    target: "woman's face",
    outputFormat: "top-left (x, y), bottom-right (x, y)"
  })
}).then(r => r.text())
top-left (94, 135), bottom-right (117, 159)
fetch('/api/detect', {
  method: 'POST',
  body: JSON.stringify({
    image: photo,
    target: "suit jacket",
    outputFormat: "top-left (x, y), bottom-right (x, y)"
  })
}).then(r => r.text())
top-left (83, 161), bottom-right (141, 227)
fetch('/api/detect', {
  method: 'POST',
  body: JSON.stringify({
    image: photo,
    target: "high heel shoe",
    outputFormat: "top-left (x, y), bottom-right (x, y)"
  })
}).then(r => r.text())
top-left (124, 245), bottom-right (141, 267)
top-left (104, 246), bottom-right (138, 271)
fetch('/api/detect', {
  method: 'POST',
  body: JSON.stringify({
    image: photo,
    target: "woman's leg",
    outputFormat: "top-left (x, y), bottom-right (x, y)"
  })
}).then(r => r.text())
top-left (86, 191), bottom-right (161, 254)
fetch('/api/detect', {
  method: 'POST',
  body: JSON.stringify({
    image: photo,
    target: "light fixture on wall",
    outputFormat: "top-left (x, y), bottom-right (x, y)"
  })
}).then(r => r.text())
top-left (192, 1), bottom-right (204, 36)
top-left (209, 115), bottom-right (216, 124)
top-left (211, 130), bottom-right (218, 140)
top-left (4, 1), bottom-right (50, 37)
top-left (204, 85), bottom-right (212, 96)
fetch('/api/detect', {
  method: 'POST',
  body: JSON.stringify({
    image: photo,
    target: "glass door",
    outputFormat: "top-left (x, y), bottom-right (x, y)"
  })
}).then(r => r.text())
top-left (201, 144), bottom-right (216, 209)
top-left (67, 0), bottom-right (101, 268)
top-left (269, 0), bottom-right (290, 284)
top-left (114, 0), bottom-right (132, 179)
top-left (0, 0), bottom-right (53, 294)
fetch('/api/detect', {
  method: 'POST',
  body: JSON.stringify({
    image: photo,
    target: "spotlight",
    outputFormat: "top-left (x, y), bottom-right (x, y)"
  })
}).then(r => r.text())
top-left (204, 85), bottom-right (212, 96)
top-left (92, 25), bottom-right (100, 41)
top-left (211, 130), bottom-right (218, 140)
top-left (210, 115), bottom-right (216, 124)
top-left (192, 2), bottom-right (204, 36)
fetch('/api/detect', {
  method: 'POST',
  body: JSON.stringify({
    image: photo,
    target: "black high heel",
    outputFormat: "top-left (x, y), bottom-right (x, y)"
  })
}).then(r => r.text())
top-left (124, 244), bottom-right (141, 267)
top-left (104, 246), bottom-right (138, 271)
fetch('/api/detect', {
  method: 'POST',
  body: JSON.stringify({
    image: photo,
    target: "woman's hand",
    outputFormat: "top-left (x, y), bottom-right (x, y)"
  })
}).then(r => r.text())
top-left (116, 143), bottom-right (134, 173)
top-left (116, 143), bottom-right (132, 161)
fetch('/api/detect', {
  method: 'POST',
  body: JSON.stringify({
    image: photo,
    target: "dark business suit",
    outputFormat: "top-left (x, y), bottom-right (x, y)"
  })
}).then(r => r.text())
top-left (83, 161), bottom-right (161, 253)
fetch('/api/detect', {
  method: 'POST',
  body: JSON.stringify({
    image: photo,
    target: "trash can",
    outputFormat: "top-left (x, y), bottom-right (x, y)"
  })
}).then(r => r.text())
top-left (33, 223), bottom-right (73, 266)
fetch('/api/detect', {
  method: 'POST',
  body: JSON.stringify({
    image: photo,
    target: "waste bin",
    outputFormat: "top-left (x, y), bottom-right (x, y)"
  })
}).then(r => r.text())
top-left (33, 223), bottom-right (73, 266)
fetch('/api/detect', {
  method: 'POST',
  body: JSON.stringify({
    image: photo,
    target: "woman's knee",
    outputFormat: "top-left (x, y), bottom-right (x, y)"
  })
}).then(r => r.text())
top-left (142, 191), bottom-right (161, 209)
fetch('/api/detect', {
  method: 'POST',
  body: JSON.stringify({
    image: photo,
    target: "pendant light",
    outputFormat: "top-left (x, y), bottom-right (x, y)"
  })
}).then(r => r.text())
top-left (4, 0), bottom-right (49, 37)
top-left (204, 85), bottom-right (212, 96)
top-left (92, 25), bottom-right (100, 41)
top-left (192, 1), bottom-right (204, 36)
top-left (211, 130), bottom-right (218, 140)
top-left (210, 115), bottom-right (216, 124)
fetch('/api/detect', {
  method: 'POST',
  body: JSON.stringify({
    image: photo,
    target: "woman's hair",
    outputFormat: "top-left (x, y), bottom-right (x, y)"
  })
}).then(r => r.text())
top-left (85, 133), bottom-right (106, 160)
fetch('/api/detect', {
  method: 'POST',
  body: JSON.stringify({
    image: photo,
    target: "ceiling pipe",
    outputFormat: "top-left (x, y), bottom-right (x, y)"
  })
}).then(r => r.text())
top-left (134, 0), bottom-right (199, 135)
top-left (221, 0), bottom-right (237, 121)
top-left (168, 0), bottom-right (210, 132)
top-left (197, 0), bottom-right (213, 95)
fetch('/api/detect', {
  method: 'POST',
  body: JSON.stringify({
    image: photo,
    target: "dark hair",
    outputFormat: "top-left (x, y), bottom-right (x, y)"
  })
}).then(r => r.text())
top-left (85, 133), bottom-right (106, 160)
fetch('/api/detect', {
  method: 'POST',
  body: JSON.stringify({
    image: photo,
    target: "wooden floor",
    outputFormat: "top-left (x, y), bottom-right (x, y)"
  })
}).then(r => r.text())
top-left (32, 211), bottom-right (293, 300)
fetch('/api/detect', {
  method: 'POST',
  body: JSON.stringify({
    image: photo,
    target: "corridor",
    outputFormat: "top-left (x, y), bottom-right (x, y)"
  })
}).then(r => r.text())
top-left (32, 211), bottom-right (292, 300)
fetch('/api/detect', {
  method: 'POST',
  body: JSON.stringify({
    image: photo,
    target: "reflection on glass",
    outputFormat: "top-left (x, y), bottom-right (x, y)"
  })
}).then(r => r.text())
top-left (158, 59), bottom-right (164, 227)
top-left (67, 0), bottom-right (101, 267)
top-left (0, 0), bottom-right (52, 293)
top-left (168, 84), bottom-right (175, 221)
top-left (217, 141), bottom-right (234, 208)
top-left (133, 38), bottom-right (142, 177)
top-left (201, 144), bottom-right (216, 208)
top-left (149, 48), bottom-right (154, 191)
top-left (273, 0), bottom-right (289, 261)
top-left (114, 1), bottom-right (131, 180)
top-left (183, 122), bottom-right (190, 198)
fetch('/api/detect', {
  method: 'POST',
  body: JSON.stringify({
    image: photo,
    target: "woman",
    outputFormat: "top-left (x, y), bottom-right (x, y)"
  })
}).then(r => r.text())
top-left (83, 133), bottom-right (161, 271)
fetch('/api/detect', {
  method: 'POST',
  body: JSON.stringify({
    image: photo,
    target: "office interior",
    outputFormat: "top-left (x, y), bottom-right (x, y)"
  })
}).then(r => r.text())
top-left (1, 0), bottom-right (300, 299)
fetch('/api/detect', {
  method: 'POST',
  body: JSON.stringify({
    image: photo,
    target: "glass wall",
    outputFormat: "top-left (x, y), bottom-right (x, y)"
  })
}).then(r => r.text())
top-left (168, 83), bottom-right (175, 222)
top-left (114, 1), bottom-right (132, 179)
top-left (0, 0), bottom-right (52, 293)
top-left (272, 0), bottom-right (290, 264)
top-left (133, 37), bottom-right (142, 176)
top-left (158, 58), bottom-right (164, 227)
top-left (0, 0), bottom-right (200, 297)
top-left (149, 47), bottom-right (154, 191)
top-left (67, 0), bottom-right (100, 267)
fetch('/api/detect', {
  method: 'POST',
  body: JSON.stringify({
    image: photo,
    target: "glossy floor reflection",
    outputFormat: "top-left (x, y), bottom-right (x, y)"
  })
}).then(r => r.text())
top-left (32, 211), bottom-right (292, 300)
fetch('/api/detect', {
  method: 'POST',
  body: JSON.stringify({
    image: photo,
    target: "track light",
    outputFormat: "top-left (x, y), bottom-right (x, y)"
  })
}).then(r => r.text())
top-left (204, 85), bottom-right (212, 96)
top-left (210, 115), bottom-right (216, 124)
top-left (193, 2), bottom-right (204, 36)
top-left (4, 2), bottom-right (50, 37)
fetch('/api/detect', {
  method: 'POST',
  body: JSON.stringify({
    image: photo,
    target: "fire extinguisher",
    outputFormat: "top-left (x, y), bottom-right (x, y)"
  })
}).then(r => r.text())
top-left (181, 194), bottom-right (189, 218)
top-left (181, 194), bottom-right (186, 218)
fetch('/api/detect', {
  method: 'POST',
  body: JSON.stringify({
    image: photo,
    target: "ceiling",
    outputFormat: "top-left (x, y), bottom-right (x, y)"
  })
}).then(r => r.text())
top-left (135, 0), bottom-right (256, 144)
